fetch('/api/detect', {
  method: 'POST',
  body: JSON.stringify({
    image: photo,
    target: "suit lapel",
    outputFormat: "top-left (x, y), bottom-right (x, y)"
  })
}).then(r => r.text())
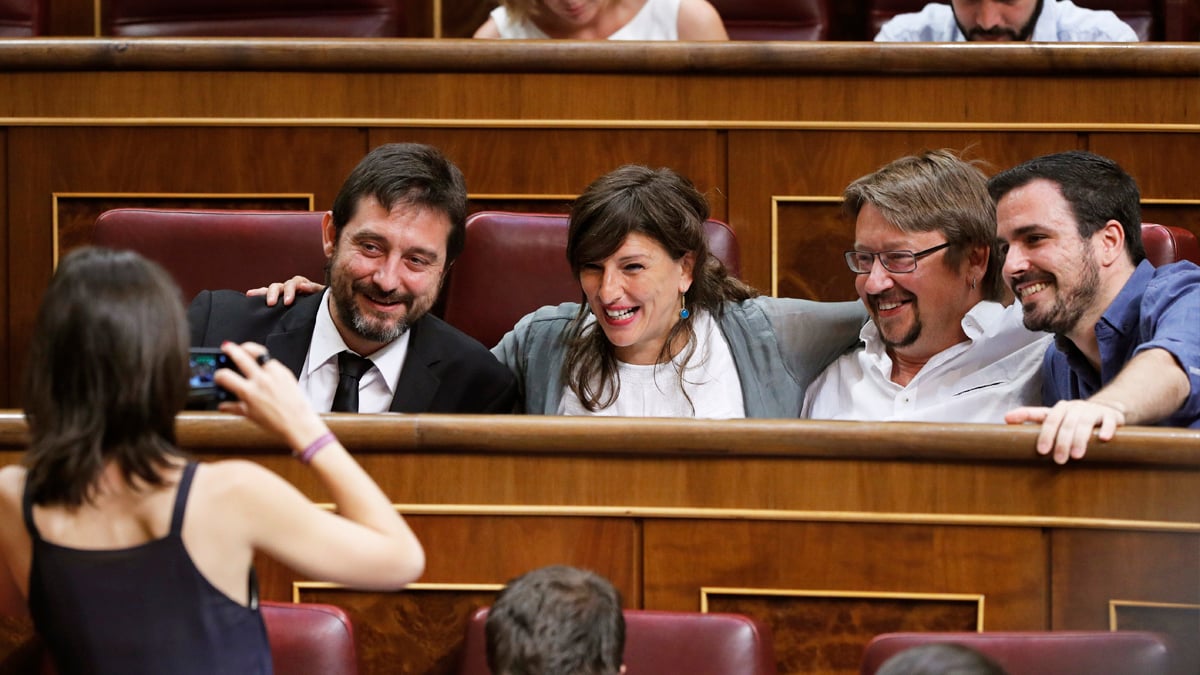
top-left (264, 293), bottom-right (323, 378)
top-left (389, 316), bottom-right (441, 413)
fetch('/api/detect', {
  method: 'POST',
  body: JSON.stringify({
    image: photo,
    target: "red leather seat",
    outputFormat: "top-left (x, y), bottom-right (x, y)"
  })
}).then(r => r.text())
top-left (0, 0), bottom-right (44, 36)
top-left (92, 208), bottom-right (328, 303)
top-left (441, 211), bottom-right (741, 349)
top-left (709, 0), bottom-right (829, 40)
top-left (104, 0), bottom-right (405, 37)
top-left (859, 631), bottom-right (1172, 675)
top-left (262, 601), bottom-right (358, 675)
top-left (457, 607), bottom-right (777, 675)
top-left (1141, 223), bottom-right (1200, 266)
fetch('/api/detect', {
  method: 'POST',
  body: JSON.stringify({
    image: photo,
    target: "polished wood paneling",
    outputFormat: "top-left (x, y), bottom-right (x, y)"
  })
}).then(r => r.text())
top-left (370, 128), bottom-right (727, 221)
top-left (705, 594), bottom-right (980, 675)
top-left (0, 414), bottom-right (1198, 674)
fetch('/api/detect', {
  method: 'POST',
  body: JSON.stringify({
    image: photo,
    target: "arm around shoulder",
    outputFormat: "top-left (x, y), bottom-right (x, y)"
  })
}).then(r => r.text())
top-left (677, 0), bottom-right (729, 40)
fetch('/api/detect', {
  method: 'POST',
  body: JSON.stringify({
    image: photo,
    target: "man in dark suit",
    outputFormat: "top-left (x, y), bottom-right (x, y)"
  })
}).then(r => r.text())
top-left (189, 143), bottom-right (516, 414)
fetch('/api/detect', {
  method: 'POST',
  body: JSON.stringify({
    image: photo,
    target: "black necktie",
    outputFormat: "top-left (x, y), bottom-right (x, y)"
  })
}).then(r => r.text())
top-left (330, 351), bottom-right (374, 413)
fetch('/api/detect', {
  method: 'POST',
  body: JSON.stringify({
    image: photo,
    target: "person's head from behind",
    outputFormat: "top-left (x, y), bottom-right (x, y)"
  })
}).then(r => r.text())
top-left (989, 150), bottom-right (1143, 337)
top-left (563, 164), bottom-right (755, 409)
top-left (842, 149), bottom-right (997, 364)
top-left (951, 0), bottom-right (1042, 41)
top-left (876, 642), bottom-right (1008, 675)
top-left (485, 565), bottom-right (625, 675)
top-left (23, 247), bottom-right (189, 507)
top-left (323, 142), bottom-right (468, 355)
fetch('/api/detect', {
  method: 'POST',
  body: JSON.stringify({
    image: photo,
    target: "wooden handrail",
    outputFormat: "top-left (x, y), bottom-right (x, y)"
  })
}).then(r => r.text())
top-left (2, 411), bottom-right (1197, 466)
top-left (0, 39), bottom-right (1196, 75)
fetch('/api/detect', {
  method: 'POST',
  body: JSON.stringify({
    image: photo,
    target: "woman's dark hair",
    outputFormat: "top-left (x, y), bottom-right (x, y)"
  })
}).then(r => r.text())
top-left (23, 247), bottom-right (190, 507)
top-left (562, 165), bottom-right (757, 411)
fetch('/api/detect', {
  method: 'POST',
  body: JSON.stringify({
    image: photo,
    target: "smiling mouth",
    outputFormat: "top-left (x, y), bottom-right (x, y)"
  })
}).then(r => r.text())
top-left (1016, 281), bottom-right (1050, 299)
top-left (605, 307), bottom-right (637, 321)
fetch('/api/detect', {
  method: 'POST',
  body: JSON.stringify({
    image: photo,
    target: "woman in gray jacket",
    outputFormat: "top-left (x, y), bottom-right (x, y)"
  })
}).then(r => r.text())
top-left (493, 165), bottom-right (865, 418)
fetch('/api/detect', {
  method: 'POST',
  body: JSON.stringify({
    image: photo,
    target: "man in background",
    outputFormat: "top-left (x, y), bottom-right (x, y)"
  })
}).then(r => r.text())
top-left (486, 565), bottom-right (625, 675)
top-left (875, 0), bottom-right (1136, 42)
top-left (992, 150), bottom-right (1200, 463)
top-left (189, 143), bottom-right (516, 414)
top-left (803, 150), bottom-right (1050, 423)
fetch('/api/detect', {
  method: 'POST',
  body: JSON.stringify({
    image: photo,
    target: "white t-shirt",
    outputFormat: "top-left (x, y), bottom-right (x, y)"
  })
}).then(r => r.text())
top-left (489, 0), bottom-right (680, 40)
top-left (298, 290), bottom-right (410, 413)
top-left (802, 301), bottom-right (1051, 423)
top-left (558, 310), bottom-right (745, 418)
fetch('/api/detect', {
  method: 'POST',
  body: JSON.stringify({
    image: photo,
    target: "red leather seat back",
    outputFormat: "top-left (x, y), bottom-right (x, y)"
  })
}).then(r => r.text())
top-left (441, 211), bottom-right (741, 349)
top-left (859, 631), bottom-right (1172, 675)
top-left (867, 0), bottom-right (1151, 40)
top-left (1141, 223), bottom-right (1200, 267)
top-left (105, 0), bottom-right (405, 37)
top-left (458, 607), bottom-right (776, 675)
top-left (92, 208), bottom-right (328, 303)
top-left (262, 601), bottom-right (358, 675)
top-left (709, 0), bottom-right (829, 40)
top-left (0, 0), bottom-right (44, 36)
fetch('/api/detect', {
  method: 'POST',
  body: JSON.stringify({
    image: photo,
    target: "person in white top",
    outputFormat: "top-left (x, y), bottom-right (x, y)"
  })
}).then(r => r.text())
top-left (875, 0), bottom-right (1137, 42)
top-left (803, 150), bottom-right (1052, 423)
top-left (473, 0), bottom-right (728, 40)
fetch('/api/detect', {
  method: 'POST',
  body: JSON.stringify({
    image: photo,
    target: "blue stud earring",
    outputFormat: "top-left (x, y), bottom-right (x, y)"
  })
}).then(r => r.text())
top-left (679, 295), bottom-right (689, 320)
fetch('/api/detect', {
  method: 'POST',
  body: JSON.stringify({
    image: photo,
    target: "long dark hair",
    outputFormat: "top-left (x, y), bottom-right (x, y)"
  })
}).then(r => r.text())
top-left (23, 247), bottom-right (190, 507)
top-left (562, 165), bottom-right (757, 411)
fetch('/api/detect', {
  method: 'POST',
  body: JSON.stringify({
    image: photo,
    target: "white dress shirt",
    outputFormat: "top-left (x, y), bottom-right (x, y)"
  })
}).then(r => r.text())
top-left (802, 301), bottom-right (1051, 423)
top-left (297, 290), bottom-right (411, 413)
top-left (558, 310), bottom-right (746, 418)
top-left (874, 1), bottom-right (1137, 42)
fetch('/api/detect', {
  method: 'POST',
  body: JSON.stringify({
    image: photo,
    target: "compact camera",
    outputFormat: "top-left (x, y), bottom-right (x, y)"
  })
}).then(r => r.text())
top-left (186, 347), bottom-right (239, 409)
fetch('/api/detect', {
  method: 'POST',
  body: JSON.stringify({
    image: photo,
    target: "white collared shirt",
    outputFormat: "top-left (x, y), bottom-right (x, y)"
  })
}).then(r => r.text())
top-left (874, 1), bottom-right (1137, 42)
top-left (802, 301), bottom-right (1051, 423)
top-left (557, 310), bottom-right (746, 418)
top-left (298, 290), bottom-right (411, 413)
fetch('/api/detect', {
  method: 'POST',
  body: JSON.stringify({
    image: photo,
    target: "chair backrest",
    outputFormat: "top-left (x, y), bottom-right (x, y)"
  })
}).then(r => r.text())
top-left (709, 0), bottom-right (829, 40)
top-left (859, 631), bottom-right (1172, 675)
top-left (92, 208), bottom-right (328, 303)
top-left (104, 0), bottom-right (405, 37)
top-left (458, 607), bottom-right (776, 675)
top-left (1141, 223), bottom-right (1200, 267)
top-left (262, 601), bottom-right (358, 675)
top-left (866, 0), bottom-right (1152, 40)
top-left (441, 211), bottom-right (741, 349)
top-left (0, 0), bottom-right (44, 36)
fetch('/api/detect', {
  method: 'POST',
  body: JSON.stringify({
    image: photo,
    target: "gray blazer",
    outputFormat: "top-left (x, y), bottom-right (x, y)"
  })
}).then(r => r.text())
top-left (492, 298), bottom-right (866, 417)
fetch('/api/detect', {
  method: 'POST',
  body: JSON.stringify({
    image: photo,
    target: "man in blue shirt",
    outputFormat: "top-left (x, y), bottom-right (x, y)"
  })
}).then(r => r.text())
top-left (991, 151), bottom-right (1200, 463)
top-left (875, 0), bottom-right (1137, 42)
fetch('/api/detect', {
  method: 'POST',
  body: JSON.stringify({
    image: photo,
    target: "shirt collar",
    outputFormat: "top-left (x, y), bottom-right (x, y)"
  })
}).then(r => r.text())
top-left (306, 289), bottom-right (411, 397)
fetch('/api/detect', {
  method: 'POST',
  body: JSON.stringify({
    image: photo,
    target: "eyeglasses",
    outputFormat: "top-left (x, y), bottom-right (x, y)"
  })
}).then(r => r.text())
top-left (843, 242), bottom-right (952, 274)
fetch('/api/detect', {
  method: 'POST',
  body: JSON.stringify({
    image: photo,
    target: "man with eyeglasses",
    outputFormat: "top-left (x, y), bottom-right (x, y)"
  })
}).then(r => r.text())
top-left (802, 150), bottom-right (1051, 422)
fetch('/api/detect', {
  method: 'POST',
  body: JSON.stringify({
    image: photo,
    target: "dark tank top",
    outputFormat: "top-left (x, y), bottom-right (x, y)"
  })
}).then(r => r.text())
top-left (23, 462), bottom-right (272, 675)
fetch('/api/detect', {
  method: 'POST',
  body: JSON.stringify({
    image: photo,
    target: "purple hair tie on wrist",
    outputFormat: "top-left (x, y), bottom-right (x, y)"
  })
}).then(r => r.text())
top-left (299, 431), bottom-right (337, 464)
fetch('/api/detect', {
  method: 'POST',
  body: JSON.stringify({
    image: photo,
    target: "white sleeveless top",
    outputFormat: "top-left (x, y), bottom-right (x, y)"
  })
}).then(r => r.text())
top-left (490, 0), bottom-right (681, 40)
top-left (558, 310), bottom-right (746, 418)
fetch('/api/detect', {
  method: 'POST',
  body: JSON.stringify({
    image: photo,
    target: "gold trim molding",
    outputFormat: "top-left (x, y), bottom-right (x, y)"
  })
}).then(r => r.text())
top-left (292, 580), bottom-right (504, 603)
top-left (701, 586), bottom-right (986, 629)
top-left (5, 118), bottom-right (1200, 133)
top-left (1108, 599), bottom-right (1200, 630)
top-left (381, 503), bottom-right (1200, 534)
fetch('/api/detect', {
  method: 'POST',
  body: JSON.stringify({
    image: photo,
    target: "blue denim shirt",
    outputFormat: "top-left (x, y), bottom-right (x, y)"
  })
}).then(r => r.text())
top-left (1043, 259), bottom-right (1200, 428)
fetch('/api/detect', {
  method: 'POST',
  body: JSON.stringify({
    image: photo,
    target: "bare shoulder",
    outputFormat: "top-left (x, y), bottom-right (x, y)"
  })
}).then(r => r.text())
top-left (192, 459), bottom-right (290, 501)
top-left (0, 466), bottom-right (25, 507)
top-left (474, 17), bottom-right (501, 38)
top-left (677, 0), bottom-right (729, 40)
